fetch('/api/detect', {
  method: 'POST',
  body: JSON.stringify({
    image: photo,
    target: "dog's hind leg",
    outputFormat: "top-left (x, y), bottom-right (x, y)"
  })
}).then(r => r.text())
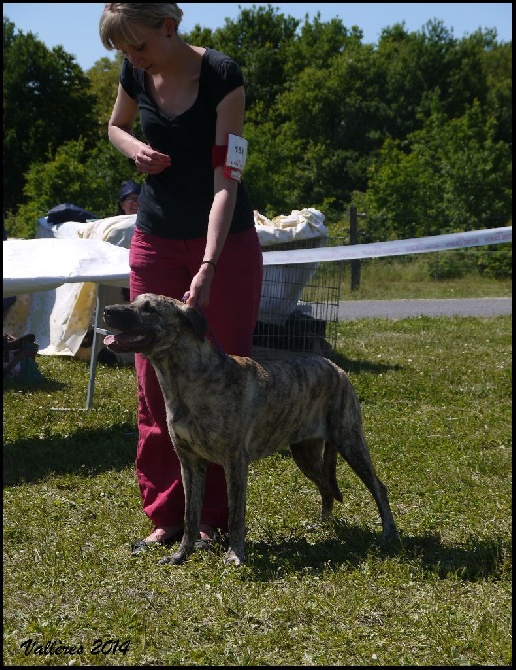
top-left (323, 442), bottom-right (344, 508)
top-left (290, 439), bottom-right (343, 520)
top-left (336, 427), bottom-right (399, 541)
top-left (160, 453), bottom-right (208, 565)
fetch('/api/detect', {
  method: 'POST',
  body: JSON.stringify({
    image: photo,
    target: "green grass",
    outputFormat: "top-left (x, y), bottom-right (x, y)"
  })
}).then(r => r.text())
top-left (297, 256), bottom-right (512, 308)
top-left (3, 310), bottom-right (512, 665)
top-left (333, 256), bottom-right (512, 300)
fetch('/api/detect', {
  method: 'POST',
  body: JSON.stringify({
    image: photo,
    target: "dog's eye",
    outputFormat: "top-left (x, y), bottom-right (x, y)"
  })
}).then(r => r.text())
top-left (141, 300), bottom-right (153, 312)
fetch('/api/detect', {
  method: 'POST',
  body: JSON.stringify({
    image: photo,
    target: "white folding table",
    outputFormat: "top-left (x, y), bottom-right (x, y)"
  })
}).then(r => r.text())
top-left (3, 238), bottom-right (130, 409)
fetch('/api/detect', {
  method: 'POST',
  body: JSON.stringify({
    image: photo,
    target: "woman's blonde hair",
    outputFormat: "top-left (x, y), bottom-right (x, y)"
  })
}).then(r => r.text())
top-left (99, 3), bottom-right (183, 50)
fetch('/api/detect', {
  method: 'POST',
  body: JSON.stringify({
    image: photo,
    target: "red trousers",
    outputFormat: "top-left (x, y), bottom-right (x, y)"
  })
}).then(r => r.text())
top-left (129, 227), bottom-right (263, 530)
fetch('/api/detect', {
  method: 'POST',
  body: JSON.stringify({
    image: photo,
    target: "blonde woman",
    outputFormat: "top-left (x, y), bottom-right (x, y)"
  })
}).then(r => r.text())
top-left (99, 3), bottom-right (263, 553)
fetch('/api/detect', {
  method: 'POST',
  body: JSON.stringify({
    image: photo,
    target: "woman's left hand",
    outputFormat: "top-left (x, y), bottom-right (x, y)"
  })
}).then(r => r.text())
top-left (185, 263), bottom-right (215, 308)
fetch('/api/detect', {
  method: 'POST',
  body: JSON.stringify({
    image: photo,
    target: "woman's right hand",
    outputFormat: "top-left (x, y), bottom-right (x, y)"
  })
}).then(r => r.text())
top-left (133, 145), bottom-right (171, 174)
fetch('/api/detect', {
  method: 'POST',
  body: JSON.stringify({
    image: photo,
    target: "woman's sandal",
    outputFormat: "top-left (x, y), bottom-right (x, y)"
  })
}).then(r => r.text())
top-left (132, 527), bottom-right (224, 555)
top-left (131, 528), bottom-right (183, 555)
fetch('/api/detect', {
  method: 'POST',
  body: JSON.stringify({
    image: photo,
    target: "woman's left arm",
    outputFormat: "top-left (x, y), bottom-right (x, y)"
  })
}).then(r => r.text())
top-left (186, 85), bottom-right (246, 307)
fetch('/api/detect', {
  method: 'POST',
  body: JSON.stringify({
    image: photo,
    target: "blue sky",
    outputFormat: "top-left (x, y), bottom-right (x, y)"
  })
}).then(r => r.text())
top-left (3, 3), bottom-right (512, 71)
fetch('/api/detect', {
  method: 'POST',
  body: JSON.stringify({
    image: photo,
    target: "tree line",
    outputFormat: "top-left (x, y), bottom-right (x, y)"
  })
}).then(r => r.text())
top-left (3, 4), bottom-right (512, 272)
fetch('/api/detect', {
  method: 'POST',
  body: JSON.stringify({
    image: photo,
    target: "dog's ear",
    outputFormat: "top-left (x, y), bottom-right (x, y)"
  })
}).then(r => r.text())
top-left (180, 304), bottom-right (208, 341)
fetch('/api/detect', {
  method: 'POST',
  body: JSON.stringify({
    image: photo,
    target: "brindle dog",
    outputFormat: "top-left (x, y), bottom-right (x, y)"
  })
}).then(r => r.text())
top-left (103, 293), bottom-right (398, 566)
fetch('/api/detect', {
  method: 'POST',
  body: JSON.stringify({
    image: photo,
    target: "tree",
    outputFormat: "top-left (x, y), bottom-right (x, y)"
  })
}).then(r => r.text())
top-left (3, 17), bottom-right (97, 210)
top-left (483, 40), bottom-right (512, 146)
top-left (4, 8), bottom-right (511, 245)
top-left (362, 99), bottom-right (512, 241)
top-left (199, 4), bottom-right (300, 110)
top-left (245, 38), bottom-right (388, 217)
top-left (4, 137), bottom-right (141, 239)
top-left (85, 53), bottom-right (124, 131)
top-left (241, 14), bottom-right (512, 222)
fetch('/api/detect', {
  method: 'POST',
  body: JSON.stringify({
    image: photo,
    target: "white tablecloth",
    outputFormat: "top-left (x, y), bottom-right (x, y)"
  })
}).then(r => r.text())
top-left (3, 238), bottom-right (130, 297)
top-left (3, 238), bottom-right (130, 356)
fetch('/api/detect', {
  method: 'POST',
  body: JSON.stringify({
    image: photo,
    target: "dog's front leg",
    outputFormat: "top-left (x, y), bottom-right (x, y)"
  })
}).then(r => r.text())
top-left (224, 456), bottom-right (249, 566)
top-left (160, 452), bottom-right (207, 566)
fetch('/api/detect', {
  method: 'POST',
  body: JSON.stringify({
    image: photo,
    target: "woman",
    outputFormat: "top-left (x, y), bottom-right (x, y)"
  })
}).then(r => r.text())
top-left (99, 3), bottom-right (263, 553)
top-left (116, 179), bottom-right (141, 215)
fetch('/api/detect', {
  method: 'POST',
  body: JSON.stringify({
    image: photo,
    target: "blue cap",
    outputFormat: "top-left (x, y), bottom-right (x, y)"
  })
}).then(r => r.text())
top-left (119, 180), bottom-right (141, 204)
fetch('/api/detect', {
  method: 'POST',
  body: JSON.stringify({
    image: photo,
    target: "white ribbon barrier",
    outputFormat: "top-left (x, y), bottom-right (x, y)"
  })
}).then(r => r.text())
top-left (258, 225), bottom-right (511, 324)
top-left (261, 226), bottom-right (512, 266)
top-left (4, 226), bottom-right (511, 297)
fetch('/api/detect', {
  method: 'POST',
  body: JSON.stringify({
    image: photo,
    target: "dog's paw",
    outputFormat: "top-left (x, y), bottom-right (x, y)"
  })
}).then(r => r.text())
top-left (224, 548), bottom-right (245, 566)
top-left (381, 525), bottom-right (401, 545)
top-left (158, 552), bottom-right (188, 565)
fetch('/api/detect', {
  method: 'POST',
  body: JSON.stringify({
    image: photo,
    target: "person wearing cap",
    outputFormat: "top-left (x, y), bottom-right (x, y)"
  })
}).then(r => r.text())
top-left (116, 180), bottom-right (141, 215)
top-left (99, 3), bottom-right (263, 554)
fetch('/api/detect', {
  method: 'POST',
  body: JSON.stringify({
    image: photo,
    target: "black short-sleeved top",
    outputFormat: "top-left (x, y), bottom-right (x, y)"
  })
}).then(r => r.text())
top-left (120, 48), bottom-right (254, 239)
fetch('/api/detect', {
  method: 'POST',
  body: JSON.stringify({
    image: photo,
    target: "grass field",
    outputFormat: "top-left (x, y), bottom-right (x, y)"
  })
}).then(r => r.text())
top-left (293, 255), bottom-right (512, 312)
top-left (3, 275), bottom-right (512, 665)
top-left (339, 260), bottom-right (512, 300)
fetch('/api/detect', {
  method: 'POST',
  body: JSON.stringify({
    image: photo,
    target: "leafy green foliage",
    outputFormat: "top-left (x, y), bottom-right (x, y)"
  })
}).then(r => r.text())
top-left (3, 17), bottom-right (97, 210)
top-left (3, 7), bottom-right (512, 276)
top-left (361, 99), bottom-right (512, 242)
top-left (484, 41), bottom-right (512, 145)
top-left (85, 53), bottom-right (124, 130)
top-left (5, 138), bottom-right (141, 238)
top-left (202, 4), bottom-right (300, 109)
top-left (421, 245), bottom-right (513, 280)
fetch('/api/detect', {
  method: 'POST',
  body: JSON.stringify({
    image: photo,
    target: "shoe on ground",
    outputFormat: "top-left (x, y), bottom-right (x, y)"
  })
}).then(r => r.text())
top-left (131, 527), bottom-right (183, 555)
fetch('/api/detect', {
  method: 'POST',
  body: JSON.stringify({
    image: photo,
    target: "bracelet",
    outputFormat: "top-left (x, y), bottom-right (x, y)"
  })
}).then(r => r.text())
top-left (201, 260), bottom-right (217, 272)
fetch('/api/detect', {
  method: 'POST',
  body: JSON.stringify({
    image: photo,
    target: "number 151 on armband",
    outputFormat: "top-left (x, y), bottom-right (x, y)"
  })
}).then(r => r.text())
top-left (224, 134), bottom-right (248, 182)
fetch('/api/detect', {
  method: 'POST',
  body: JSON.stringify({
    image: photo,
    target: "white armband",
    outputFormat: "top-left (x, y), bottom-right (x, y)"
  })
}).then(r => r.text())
top-left (224, 134), bottom-right (248, 182)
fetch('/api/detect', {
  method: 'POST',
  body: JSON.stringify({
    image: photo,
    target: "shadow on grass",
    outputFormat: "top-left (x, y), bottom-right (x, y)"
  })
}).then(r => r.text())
top-left (399, 533), bottom-right (512, 582)
top-left (3, 376), bottom-right (66, 394)
top-left (331, 351), bottom-right (403, 375)
top-left (3, 425), bottom-right (136, 487)
top-left (240, 523), bottom-right (510, 584)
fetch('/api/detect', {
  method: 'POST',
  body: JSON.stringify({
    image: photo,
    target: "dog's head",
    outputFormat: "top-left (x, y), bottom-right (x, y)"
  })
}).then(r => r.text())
top-left (103, 294), bottom-right (207, 357)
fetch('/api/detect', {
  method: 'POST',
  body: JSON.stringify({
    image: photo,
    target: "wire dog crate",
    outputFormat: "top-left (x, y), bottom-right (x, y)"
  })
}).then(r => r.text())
top-left (252, 237), bottom-right (344, 361)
